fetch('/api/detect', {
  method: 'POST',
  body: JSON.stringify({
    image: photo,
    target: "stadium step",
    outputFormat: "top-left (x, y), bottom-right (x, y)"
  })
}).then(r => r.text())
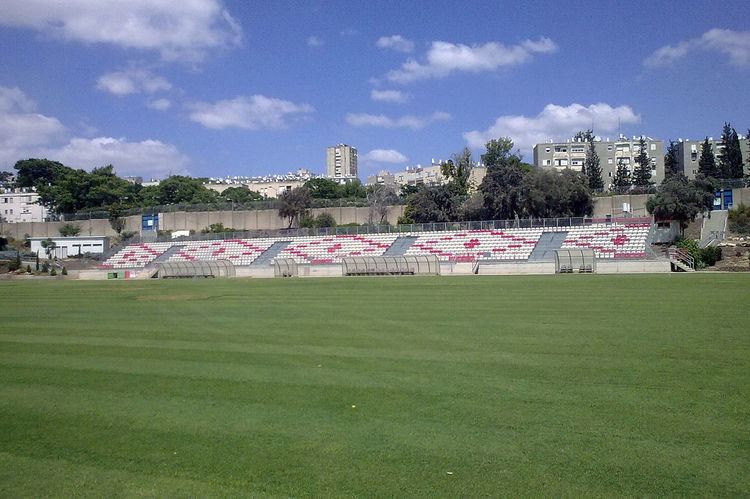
top-left (699, 210), bottom-right (727, 248)
top-left (383, 236), bottom-right (419, 256)
top-left (528, 231), bottom-right (568, 261)
top-left (251, 241), bottom-right (291, 267)
top-left (152, 245), bottom-right (185, 263)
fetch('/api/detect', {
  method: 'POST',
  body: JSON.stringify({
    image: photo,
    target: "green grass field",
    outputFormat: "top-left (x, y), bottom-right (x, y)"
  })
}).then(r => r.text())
top-left (1, 274), bottom-right (748, 497)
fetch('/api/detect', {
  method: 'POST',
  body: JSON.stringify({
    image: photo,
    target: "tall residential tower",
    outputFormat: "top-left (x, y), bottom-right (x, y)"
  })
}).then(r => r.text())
top-left (326, 144), bottom-right (358, 180)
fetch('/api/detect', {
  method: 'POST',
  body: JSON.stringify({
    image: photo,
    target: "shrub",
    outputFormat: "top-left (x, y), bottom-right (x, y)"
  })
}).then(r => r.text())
top-left (59, 223), bottom-right (82, 237)
top-left (61, 266), bottom-right (68, 276)
top-left (201, 223), bottom-right (237, 234)
top-left (50, 267), bottom-right (57, 276)
top-left (700, 246), bottom-right (722, 267)
top-left (26, 264), bottom-right (31, 273)
top-left (8, 251), bottom-right (21, 271)
top-left (41, 262), bottom-right (49, 273)
top-left (315, 213), bottom-right (336, 228)
top-left (727, 204), bottom-right (750, 234)
top-left (674, 238), bottom-right (722, 268)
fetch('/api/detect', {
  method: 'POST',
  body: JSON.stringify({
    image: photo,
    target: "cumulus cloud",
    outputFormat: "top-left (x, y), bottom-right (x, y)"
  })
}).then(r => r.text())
top-left (0, 86), bottom-right (66, 164)
top-left (376, 35), bottom-right (414, 53)
top-left (0, 85), bottom-right (188, 176)
top-left (306, 36), bottom-right (324, 47)
top-left (370, 89), bottom-right (409, 103)
top-left (0, 0), bottom-right (242, 62)
top-left (385, 37), bottom-right (557, 83)
top-left (40, 137), bottom-right (189, 176)
top-left (147, 98), bottom-right (172, 111)
top-left (645, 29), bottom-right (750, 67)
top-left (345, 111), bottom-right (450, 130)
top-left (188, 95), bottom-right (314, 130)
top-left (463, 103), bottom-right (640, 155)
top-left (96, 68), bottom-right (172, 96)
top-left (361, 149), bottom-right (408, 164)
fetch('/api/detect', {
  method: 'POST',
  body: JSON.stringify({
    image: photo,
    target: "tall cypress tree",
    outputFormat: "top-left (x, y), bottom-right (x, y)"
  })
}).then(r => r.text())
top-left (611, 159), bottom-right (631, 194)
top-left (632, 136), bottom-right (652, 187)
top-left (727, 127), bottom-right (744, 178)
top-left (664, 140), bottom-right (680, 179)
top-left (698, 137), bottom-right (718, 178)
top-left (584, 135), bottom-right (603, 190)
top-left (747, 129), bottom-right (750, 177)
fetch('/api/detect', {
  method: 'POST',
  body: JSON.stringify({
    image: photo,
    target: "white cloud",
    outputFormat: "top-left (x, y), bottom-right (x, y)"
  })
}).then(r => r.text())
top-left (345, 111), bottom-right (450, 130)
top-left (0, 86), bottom-right (66, 164)
top-left (645, 29), bottom-right (750, 67)
top-left (376, 35), bottom-right (414, 53)
top-left (188, 95), bottom-right (314, 130)
top-left (385, 37), bottom-right (557, 83)
top-left (147, 98), bottom-right (172, 111)
top-left (306, 35), bottom-right (324, 47)
top-left (0, 0), bottom-right (242, 62)
top-left (361, 149), bottom-right (408, 164)
top-left (463, 103), bottom-right (641, 155)
top-left (40, 137), bottom-right (188, 177)
top-left (96, 69), bottom-right (172, 96)
top-left (0, 85), bottom-right (188, 176)
top-left (370, 89), bottom-right (409, 103)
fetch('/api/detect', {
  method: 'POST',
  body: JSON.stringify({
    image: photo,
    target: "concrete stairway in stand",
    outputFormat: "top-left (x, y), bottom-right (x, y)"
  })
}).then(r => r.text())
top-left (528, 231), bottom-right (567, 261)
top-left (250, 241), bottom-right (291, 267)
top-left (383, 236), bottom-right (419, 256)
top-left (699, 210), bottom-right (727, 248)
top-left (152, 245), bottom-right (184, 263)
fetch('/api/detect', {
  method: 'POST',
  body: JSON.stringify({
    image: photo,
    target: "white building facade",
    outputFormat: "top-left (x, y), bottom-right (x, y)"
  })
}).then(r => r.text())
top-left (1, 188), bottom-right (48, 222)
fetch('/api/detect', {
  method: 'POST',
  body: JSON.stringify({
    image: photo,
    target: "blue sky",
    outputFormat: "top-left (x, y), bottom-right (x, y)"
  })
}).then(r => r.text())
top-left (0, 0), bottom-right (748, 179)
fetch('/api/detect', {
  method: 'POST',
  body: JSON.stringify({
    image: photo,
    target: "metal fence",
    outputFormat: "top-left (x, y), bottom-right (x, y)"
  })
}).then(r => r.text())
top-left (59, 197), bottom-right (384, 221)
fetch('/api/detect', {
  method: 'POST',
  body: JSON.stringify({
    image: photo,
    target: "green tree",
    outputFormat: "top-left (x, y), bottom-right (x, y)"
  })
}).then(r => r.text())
top-left (337, 179), bottom-right (367, 199)
top-left (222, 186), bottom-right (263, 205)
top-left (632, 137), bottom-right (652, 187)
top-left (611, 159), bottom-right (632, 194)
top-left (58, 223), bottom-right (81, 237)
top-left (401, 185), bottom-right (460, 223)
top-left (304, 178), bottom-right (341, 199)
top-left (646, 175), bottom-right (714, 235)
top-left (399, 184), bottom-right (419, 198)
top-left (108, 203), bottom-right (127, 235)
top-left (697, 137), bottom-right (718, 178)
top-left (40, 238), bottom-right (56, 260)
top-left (584, 135), bottom-right (603, 190)
top-left (366, 184), bottom-right (398, 224)
top-left (440, 147), bottom-right (473, 196)
top-left (13, 158), bottom-right (66, 188)
top-left (479, 138), bottom-right (527, 220)
top-left (664, 140), bottom-right (680, 179)
top-left (314, 212), bottom-right (337, 228)
top-left (154, 175), bottom-right (218, 205)
top-left (716, 124), bottom-right (744, 179)
top-left (519, 169), bottom-right (593, 218)
top-left (278, 187), bottom-right (312, 228)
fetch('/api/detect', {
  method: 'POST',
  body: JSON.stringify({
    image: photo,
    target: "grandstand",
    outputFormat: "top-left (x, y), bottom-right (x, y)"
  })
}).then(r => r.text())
top-left (99, 218), bottom-right (662, 275)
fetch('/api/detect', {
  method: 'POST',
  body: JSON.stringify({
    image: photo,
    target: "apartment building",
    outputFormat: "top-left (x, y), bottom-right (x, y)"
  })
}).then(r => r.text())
top-left (326, 144), bottom-right (358, 180)
top-left (533, 135), bottom-right (664, 189)
top-left (1, 188), bottom-right (48, 223)
top-left (366, 161), bottom-right (486, 190)
top-left (672, 137), bottom-right (749, 179)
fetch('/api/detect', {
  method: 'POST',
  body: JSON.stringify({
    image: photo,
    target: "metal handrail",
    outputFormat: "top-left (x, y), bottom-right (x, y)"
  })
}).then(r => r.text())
top-left (668, 248), bottom-right (695, 269)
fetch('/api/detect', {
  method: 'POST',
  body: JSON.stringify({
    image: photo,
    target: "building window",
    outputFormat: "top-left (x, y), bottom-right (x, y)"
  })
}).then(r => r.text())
top-left (541, 159), bottom-right (551, 166)
top-left (650, 143), bottom-right (656, 151)
top-left (554, 146), bottom-right (567, 153)
top-left (607, 145), bottom-right (613, 151)
top-left (571, 146), bottom-right (585, 153)
top-left (607, 158), bottom-right (613, 164)
top-left (545, 147), bottom-right (550, 153)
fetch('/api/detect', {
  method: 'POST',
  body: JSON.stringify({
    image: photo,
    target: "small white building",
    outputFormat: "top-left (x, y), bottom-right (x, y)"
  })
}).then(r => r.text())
top-left (29, 236), bottom-right (109, 259)
top-left (1, 188), bottom-right (48, 222)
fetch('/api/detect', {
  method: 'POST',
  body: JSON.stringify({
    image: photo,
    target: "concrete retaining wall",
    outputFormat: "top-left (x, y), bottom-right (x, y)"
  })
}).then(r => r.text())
top-left (597, 259), bottom-right (671, 273)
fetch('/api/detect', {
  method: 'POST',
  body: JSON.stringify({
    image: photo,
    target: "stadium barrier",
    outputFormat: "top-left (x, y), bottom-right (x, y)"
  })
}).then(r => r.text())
top-left (555, 248), bottom-right (596, 274)
top-left (156, 259), bottom-right (235, 279)
top-left (342, 255), bottom-right (440, 276)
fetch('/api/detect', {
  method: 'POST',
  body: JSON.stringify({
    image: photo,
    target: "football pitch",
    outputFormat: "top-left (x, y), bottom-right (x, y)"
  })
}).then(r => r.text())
top-left (1, 274), bottom-right (748, 496)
